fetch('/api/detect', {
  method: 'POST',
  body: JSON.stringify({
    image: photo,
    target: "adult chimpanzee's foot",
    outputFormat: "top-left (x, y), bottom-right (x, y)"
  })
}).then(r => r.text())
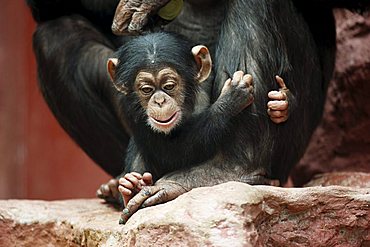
top-left (96, 178), bottom-right (121, 204)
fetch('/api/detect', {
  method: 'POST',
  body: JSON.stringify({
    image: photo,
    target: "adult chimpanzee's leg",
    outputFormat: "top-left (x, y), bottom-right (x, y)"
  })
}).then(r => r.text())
top-left (32, 15), bottom-right (130, 177)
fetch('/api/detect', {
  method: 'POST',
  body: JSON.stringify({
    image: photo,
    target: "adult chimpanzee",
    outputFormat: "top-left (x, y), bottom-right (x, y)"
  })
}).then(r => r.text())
top-left (27, 0), bottom-right (369, 221)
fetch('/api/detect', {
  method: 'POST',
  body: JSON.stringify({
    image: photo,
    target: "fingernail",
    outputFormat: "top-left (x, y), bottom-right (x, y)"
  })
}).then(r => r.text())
top-left (128, 23), bottom-right (139, 33)
top-left (119, 218), bottom-right (126, 225)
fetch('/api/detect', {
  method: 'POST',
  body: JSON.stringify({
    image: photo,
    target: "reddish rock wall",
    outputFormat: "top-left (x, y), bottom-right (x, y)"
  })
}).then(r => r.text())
top-left (292, 10), bottom-right (370, 185)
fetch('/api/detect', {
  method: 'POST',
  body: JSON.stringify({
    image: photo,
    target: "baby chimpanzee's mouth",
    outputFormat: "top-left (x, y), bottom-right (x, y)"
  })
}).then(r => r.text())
top-left (150, 111), bottom-right (179, 126)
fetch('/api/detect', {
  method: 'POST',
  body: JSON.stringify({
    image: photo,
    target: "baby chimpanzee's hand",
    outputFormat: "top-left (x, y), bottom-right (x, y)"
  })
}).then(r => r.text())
top-left (118, 172), bottom-right (153, 207)
top-left (119, 179), bottom-right (188, 224)
top-left (218, 71), bottom-right (254, 116)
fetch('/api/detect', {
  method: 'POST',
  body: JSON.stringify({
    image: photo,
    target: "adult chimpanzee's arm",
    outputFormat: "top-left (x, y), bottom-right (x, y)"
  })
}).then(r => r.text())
top-left (26, 0), bottom-right (120, 23)
top-left (32, 15), bottom-right (130, 177)
top-left (26, 0), bottom-right (79, 22)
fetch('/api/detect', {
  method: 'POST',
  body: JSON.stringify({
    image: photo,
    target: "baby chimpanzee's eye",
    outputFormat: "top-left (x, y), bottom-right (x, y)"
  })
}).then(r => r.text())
top-left (163, 83), bottom-right (175, 91)
top-left (141, 85), bottom-right (155, 94)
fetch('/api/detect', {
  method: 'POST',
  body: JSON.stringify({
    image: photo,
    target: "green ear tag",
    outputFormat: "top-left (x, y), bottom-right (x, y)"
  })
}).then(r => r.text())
top-left (158, 0), bottom-right (184, 21)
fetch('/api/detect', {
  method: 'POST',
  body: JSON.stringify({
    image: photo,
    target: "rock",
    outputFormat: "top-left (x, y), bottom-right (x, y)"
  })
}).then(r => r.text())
top-left (1, 182), bottom-right (370, 246)
top-left (291, 9), bottom-right (370, 186)
top-left (305, 172), bottom-right (370, 188)
top-left (0, 199), bottom-right (122, 246)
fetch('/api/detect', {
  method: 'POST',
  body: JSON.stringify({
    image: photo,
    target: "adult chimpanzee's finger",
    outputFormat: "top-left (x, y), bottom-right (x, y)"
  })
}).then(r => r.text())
top-left (275, 75), bottom-right (287, 90)
top-left (268, 91), bottom-right (286, 100)
top-left (119, 186), bottom-right (161, 224)
top-left (141, 182), bottom-right (188, 208)
top-left (268, 109), bottom-right (288, 118)
top-left (267, 100), bottom-right (288, 111)
top-left (270, 116), bottom-right (288, 124)
top-left (128, 11), bottom-right (150, 33)
top-left (141, 189), bottom-right (170, 207)
top-left (112, 0), bottom-right (133, 34)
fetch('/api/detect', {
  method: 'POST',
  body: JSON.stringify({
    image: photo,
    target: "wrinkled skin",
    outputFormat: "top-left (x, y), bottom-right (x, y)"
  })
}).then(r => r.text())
top-left (112, 0), bottom-right (171, 34)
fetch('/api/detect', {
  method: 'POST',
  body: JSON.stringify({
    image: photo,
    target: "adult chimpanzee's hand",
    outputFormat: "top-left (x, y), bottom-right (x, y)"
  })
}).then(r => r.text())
top-left (112, 0), bottom-right (171, 34)
top-left (119, 179), bottom-right (189, 224)
top-left (267, 76), bottom-right (290, 124)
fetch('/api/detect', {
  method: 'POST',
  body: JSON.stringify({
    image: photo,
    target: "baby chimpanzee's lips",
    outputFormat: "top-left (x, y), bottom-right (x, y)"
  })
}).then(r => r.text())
top-left (150, 112), bottom-right (179, 127)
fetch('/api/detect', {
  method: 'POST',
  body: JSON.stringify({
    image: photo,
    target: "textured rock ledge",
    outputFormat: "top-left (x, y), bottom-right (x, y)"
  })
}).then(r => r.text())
top-left (1, 177), bottom-right (370, 247)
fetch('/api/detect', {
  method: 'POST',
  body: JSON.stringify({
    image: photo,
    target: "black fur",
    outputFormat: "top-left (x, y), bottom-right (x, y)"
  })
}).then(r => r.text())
top-left (32, 14), bottom-right (128, 176)
top-left (212, 0), bottom-right (329, 182)
top-left (114, 32), bottom-right (251, 180)
top-left (27, 0), bottom-right (370, 184)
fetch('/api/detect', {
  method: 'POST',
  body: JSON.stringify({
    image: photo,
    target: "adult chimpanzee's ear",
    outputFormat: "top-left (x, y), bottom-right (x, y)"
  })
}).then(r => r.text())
top-left (107, 58), bottom-right (118, 82)
top-left (107, 58), bottom-right (128, 95)
top-left (191, 45), bottom-right (212, 83)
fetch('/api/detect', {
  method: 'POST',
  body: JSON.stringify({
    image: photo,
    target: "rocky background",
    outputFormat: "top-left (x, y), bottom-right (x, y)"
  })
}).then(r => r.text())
top-left (291, 9), bottom-right (370, 186)
top-left (1, 177), bottom-right (369, 247)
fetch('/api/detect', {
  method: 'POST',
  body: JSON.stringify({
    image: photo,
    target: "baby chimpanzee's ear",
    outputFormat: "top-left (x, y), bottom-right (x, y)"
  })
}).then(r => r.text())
top-left (191, 45), bottom-right (212, 83)
top-left (107, 58), bottom-right (118, 82)
top-left (107, 58), bottom-right (128, 95)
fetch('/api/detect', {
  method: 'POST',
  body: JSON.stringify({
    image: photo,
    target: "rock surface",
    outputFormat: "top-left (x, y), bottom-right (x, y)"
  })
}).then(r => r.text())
top-left (292, 9), bottom-right (370, 185)
top-left (1, 181), bottom-right (370, 247)
top-left (306, 172), bottom-right (370, 188)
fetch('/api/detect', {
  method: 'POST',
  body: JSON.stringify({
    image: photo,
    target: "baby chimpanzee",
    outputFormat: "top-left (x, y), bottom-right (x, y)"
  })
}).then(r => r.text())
top-left (106, 32), bottom-right (288, 223)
